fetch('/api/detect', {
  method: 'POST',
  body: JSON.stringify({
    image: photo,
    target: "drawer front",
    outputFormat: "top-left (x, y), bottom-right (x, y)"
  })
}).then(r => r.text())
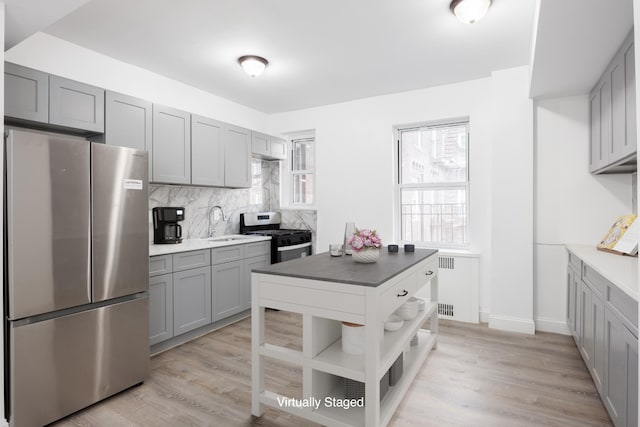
top-left (212, 245), bottom-right (245, 265)
top-left (568, 251), bottom-right (582, 272)
top-left (173, 250), bottom-right (211, 272)
top-left (582, 264), bottom-right (607, 298)
top-left (380, 273), bottom-right (417, 319)
top-left (608, 284), bottom-right (638, 332)
top-left (149, 255), bottom-right (173, 277)
top-left (245, 241), bottom-right (270, 258)
top-left (416, 256), bottom-right (438, 289)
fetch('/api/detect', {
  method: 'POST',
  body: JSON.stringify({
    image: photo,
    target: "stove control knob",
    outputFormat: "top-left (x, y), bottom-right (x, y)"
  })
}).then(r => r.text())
top-left (286, 239), bottom-right (291, 245)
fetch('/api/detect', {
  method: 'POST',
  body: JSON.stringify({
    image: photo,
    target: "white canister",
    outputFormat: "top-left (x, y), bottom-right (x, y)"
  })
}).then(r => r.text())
top-left (341, 322), bottom-right (365, 355)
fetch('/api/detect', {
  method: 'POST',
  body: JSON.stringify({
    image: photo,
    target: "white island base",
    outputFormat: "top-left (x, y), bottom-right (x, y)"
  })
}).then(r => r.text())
top-left (251, 249), bottom-right (439, 427)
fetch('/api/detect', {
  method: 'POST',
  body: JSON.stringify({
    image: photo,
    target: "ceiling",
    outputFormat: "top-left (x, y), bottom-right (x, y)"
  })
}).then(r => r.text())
top-left (6, 0), bottom-right (537, 114)
top-left (530, 0), bottom-right (634, 98)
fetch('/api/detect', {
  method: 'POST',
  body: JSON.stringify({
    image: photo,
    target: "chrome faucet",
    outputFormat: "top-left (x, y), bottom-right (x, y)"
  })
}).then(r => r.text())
top-left (207, 205), bottom-right (227, 237)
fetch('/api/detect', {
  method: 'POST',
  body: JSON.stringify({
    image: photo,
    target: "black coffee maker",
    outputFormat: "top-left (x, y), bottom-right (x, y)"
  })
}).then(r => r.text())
top-left (153, 207), bottom-right (184, 244)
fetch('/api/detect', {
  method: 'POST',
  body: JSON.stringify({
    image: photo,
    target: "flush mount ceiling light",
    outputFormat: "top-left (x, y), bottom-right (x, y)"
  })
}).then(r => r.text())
top-left (450, 0), bottom-right (492, 24)
top-left (238, 55), bottom-right (269, 77)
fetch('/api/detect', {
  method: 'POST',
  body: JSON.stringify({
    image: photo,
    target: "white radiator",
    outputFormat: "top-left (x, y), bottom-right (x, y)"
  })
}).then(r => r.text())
top-left (417, 253), bottom-right (480, 323)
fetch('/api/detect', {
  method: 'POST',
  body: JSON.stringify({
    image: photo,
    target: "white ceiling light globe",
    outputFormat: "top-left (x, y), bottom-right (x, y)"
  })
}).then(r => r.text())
top-left (450, 0), bottom-right (492, 24)
top-left (238, 55), bottom-right (269, 77)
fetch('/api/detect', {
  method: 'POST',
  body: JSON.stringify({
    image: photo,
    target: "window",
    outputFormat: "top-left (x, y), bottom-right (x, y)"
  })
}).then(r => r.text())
top-left (396, 121), bottom-right (469, 246)
top-left (291, 138), bottom-right (315, 205)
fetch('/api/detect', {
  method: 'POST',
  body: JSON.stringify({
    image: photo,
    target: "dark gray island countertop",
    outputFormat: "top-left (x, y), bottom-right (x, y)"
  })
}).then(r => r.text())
top-left (252, 248), bottom-right (438, 287)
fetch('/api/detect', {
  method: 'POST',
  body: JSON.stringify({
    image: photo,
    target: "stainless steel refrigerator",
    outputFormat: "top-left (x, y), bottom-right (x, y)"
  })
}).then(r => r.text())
top-left (4, 129), bottom-right (150, 427)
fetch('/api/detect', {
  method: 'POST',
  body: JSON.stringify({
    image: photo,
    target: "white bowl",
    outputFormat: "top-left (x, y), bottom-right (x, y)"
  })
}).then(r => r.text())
top-left (384, 314), bottom-right (404, 331)
top-left (396, 300), bottom-right (419, 320)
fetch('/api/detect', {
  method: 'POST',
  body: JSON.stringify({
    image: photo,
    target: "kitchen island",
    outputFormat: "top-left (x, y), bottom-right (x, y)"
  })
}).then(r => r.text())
top-left (251, 248), bottom-right (439, 427)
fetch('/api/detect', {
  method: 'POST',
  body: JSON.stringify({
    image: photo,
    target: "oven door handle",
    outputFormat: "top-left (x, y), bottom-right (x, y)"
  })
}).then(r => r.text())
top-left (277, 242), bottom-right (312, 252)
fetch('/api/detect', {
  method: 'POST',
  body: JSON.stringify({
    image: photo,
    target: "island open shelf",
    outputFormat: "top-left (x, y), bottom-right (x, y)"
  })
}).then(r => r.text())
top-left (251, 248), bottom-right (439, 427)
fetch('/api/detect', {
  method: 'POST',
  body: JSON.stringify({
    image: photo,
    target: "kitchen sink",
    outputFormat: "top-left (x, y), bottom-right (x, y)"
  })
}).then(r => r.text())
top-left (208, 234), bottom-right (254, 242)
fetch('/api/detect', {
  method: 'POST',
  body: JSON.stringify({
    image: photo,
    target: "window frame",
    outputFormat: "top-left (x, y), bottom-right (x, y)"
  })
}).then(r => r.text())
top-left (290, 137), bottom-right (316, 207)
top-left (393, 119), bottom-right (470, 249)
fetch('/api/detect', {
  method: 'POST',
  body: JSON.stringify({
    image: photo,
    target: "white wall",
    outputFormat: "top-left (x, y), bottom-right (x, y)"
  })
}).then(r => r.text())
top-left (268, 69), bottom-right (538, 326)
top-left (4, 32), bottom-right (269, 132)
top-left (534, 96), bottom-right (633, 334)
top-left (488, 67), bottom-right (535, 334)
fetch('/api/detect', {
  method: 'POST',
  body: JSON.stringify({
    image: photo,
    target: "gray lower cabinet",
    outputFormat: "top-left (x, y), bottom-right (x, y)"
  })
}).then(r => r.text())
top-left (212, 260), bottom-right (245, 321)
top-left (224, 124), bottom-right (252, 188)
top-left (568, 249), bottom-right (638, 427)
top-left (49, 75), bottom-right (105, 133)
top-left (152, 104), bottom-right (191, 184)
top-left (5, 62), bottom-right (48, 123)
top-left (192, 114), bottom-right (225, 186)
top-left (173, 266), bottom-right (212, 335)
top-left (244, 254), bottom-right (269, 310)
top-left (149, 273), bottom-right (174, 346)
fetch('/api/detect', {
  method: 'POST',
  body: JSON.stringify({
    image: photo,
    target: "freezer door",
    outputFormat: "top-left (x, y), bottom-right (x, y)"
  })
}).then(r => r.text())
top-left (10, 296), bottom-right (149, 427)
top-left (6, 130), bottom-right (91, 319)
top-left (92, 143), bottom-right (149, 301)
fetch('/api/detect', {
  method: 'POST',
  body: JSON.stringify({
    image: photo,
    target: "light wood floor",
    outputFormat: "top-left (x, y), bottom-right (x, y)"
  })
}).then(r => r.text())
top-left (53, 312), bottom-right (612, 427)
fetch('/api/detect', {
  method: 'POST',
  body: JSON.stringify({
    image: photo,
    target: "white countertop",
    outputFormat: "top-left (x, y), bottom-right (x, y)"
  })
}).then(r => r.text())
top-left (566, 244), bottom-right (639, 301)
top-left (150, 236), bottom-right (271, 257)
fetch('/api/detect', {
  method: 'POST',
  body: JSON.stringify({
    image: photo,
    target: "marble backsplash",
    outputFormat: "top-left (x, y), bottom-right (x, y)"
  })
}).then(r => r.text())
top-left (279, 209), bottom-right (318, 252)
top-left (149, 160), bottom-right (279, 242)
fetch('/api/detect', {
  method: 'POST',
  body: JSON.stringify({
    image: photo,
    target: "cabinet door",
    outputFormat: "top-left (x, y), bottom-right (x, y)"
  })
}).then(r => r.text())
top-left (104, 91), bottom-right (152, 179)
top-left (604, 307), bottom-right (627, 427)
top-left (580, 283), bottom-right (594, 366)
top-left (173, 266), bottom-right (212, 335)
top-left (589, 91), bottom-right (602, 172)
top-left (624, 40), bottom-right (636, 158)
top-left (623, 326), bottom-right (638, 427)
top-left (192, 115), bottom-right (225, 186)
top-left (212, 260), bottom-right (244, 321)
top-left (270, 137), bottom-right (287, 160)
top-left (592, 293), bottom-right (605, 393)
top-left (244, 255), bottom-right (269, 310)
top-left (4, 63), bottom-right (48, 123)
top-left (600, 79), bottom-right (612, 168)
top-left (251, 131), bottom-right (271, 157)
top-left (567, 267), bottom-right (576, 338)
top-left (224, 124), bottom-right (252, 188)
top-left (611, 58), bottom-right (626, 163)
top-left (49, 75), bottom-right (105, 133)
top-left (152, 105), bottom-right (191, 184)
top-left (149, 273), bottom-right (174, 345)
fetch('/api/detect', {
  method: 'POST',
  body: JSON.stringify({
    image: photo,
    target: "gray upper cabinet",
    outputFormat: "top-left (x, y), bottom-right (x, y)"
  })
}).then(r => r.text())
top-left (49, 75), bottom-right (104, 133)
top-left (5, 63), bottom-right (48, 123)
top-left (251, 131), bottom-right (271, 157)
top-left (270, 137), bottom-right (287, 160)
top-left (192, 115), bottom-right (225, 186)
top-left (104, 91), bottom-right (152, 179)
top-left (224, 124), bottom-right (252, 188)
top-left (590, 30), bottom-right (637, 174)
top-left (104, 91), bottom-right (152, 151)
top-left (152, 105), bottom-right (191, 184)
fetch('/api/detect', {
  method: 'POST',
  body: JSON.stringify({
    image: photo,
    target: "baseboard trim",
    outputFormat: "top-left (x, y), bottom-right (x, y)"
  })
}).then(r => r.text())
top-left (489, 314), bottom-right (535, 335)
top-left (479, 309), bottom-right (490, 323)
top-left (535, 317), bottom-right (570, 335)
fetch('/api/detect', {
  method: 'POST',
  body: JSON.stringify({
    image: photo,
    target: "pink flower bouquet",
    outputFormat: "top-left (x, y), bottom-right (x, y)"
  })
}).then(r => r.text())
top-left (348, 228), bottom-right (382, 252)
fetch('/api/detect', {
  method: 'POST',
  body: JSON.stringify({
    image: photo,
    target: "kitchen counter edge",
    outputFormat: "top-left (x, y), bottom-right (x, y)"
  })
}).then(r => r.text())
top-left (150, 236), bottom-right (272, 257)
top-left (566, 244), bottom-right (638, 301)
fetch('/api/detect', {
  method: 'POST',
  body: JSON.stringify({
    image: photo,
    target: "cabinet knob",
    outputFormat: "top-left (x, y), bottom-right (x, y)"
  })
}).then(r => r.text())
top-left (425, 270), bottom-right (433, 276)
top-left (397, 290), bottom-right (408, 297)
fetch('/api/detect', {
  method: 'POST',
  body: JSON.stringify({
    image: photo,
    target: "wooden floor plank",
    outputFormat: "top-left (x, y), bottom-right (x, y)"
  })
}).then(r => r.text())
top-left (52, 314), bottom-right (611, 427)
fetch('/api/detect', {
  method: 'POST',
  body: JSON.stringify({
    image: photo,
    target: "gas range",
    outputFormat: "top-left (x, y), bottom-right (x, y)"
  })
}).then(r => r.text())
top-left (240, 212), bottom-right (312, 264)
